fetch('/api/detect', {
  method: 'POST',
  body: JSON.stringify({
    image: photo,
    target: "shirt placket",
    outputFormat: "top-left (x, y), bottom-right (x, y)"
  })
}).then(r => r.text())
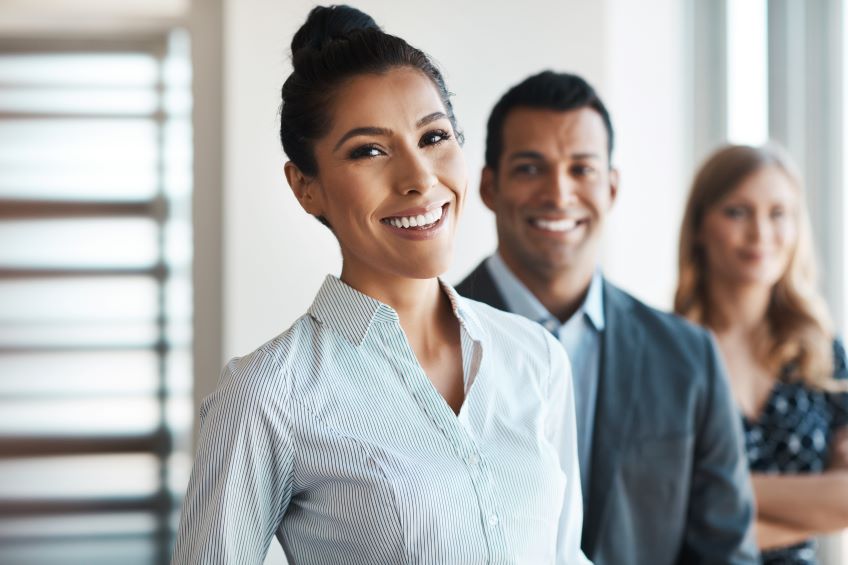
top-left (377, 321), bottom-right (513, 564)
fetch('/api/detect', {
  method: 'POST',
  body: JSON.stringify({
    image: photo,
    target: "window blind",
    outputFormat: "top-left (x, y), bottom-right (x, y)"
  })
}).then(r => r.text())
top-left (0, 32), bottom-right (193, 565)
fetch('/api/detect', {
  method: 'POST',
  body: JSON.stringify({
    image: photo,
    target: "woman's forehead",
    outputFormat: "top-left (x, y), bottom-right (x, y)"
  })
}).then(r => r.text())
top-left (327, 67), bottom-right (446, 132)
top-left (723, 167), bottom-right (797, 202)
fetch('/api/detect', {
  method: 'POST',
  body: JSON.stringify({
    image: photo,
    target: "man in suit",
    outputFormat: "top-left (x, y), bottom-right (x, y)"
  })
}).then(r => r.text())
top-left (457, 71), bottom-right (758, 565)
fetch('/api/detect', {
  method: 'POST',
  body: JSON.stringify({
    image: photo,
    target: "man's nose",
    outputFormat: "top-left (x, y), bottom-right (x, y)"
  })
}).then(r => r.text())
top-left (542, 169), bottom-right (578, 206)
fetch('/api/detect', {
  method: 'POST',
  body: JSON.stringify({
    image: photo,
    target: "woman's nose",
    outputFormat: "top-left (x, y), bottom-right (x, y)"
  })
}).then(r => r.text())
top-left (394, 148), bottom-right (437, 195)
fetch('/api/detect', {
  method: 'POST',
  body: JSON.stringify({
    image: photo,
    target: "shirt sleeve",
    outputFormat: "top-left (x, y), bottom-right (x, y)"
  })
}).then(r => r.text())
top-left (544, 331), bottom-right (593, 565)
top-left (171, 351), bottom-right (294, 565)
top-left (679, 332), bottom-right (759, 564)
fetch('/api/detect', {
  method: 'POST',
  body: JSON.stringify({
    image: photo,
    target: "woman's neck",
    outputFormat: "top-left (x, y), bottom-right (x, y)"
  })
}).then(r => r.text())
top-left (706, 277), bottom-right (772, 338)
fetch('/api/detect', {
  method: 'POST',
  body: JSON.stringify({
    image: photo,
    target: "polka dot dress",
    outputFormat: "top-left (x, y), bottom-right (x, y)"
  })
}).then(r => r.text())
top-left (742, 340), bottom-right (848, 564)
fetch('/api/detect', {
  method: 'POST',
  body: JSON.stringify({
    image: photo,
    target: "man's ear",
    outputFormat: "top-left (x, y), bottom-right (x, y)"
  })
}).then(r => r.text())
top-left (479, 167), bottom-right (498, 212)
top-left (284, 161), bottom-right (325, 217)
top-left (608, 167), bottom-right (620, 206)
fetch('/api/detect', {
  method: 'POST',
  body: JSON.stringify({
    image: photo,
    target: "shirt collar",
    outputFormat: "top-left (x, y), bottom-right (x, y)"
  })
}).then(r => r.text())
top-left (442, 282), bottom-right (486, 343)
top-left (308, 275), bottom-right (485, 346)
top-left (308, 275), bottom-right (398, 346)
top-left (485, 253), bottom-right (605, 331)
top-left (583, 269), bottom-right (605, 331)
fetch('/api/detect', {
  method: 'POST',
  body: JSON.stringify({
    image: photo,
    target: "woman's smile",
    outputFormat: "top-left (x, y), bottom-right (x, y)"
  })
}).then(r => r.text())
top-left (380, 202), bottom-right (450, 239)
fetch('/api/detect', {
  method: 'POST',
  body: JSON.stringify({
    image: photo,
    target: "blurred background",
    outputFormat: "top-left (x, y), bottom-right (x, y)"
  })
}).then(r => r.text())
top-left (0, 0), bottom-right (845, 563)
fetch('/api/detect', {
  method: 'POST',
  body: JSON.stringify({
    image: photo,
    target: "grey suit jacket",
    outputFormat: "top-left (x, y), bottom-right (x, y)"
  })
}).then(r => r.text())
top-left (456, 261), bottom-right (758, 565)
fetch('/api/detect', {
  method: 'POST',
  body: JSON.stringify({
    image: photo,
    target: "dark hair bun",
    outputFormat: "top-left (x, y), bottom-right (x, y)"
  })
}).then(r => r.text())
top-left (291, 5), bottom-right (380, 56)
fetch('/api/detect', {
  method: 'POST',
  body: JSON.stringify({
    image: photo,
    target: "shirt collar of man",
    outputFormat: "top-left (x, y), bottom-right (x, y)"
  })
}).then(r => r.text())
top-left (486, 253), bottom-right (605, 333)
top-left (308, 274), bottom-right (486, 347)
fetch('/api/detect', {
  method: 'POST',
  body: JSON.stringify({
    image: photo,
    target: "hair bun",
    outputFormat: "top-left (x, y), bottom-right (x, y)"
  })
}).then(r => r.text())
top-left (291, 5), bottom-right (380, 56)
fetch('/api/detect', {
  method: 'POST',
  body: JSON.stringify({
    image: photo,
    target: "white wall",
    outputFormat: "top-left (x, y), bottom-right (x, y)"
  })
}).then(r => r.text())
top-left (602, 0), bottom-right (690, 308)
top-left (221, 0), bottom-right (689, 366)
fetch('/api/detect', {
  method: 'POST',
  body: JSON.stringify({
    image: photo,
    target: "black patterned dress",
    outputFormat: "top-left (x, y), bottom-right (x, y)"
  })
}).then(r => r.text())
top-left (742, 340), bottom-right (848, 564)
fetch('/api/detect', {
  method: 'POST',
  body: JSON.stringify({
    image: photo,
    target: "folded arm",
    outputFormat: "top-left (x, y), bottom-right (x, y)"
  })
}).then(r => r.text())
top-left (753, 472), bottom-right (848, 532)
top-left (756, 517), bottom-right (815, 550)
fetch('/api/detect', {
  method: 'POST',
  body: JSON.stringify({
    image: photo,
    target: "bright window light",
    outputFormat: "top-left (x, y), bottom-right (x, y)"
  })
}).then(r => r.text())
top-left (841, 36), bottom-right (848, 565)
top-left (727, 0), bottom-right (769, 145)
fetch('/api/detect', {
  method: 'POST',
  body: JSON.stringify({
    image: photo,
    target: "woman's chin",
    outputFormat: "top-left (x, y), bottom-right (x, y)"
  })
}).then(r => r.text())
top-left (727, 271), bottom-right (784, 289)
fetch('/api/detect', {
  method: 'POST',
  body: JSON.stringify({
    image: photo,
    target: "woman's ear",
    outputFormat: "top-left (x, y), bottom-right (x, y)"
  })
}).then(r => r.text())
top-left (285, 161), bottom-right (325, 217)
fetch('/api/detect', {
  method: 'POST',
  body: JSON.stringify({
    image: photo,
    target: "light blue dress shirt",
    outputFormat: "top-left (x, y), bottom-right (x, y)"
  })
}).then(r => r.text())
top-left (173, 275), bottom-right (591, 564)
top-left (485, 254), bottom-right (604, 494)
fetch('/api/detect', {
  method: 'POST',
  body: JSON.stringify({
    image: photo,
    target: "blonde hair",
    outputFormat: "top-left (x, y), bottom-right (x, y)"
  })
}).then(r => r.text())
top-left (674, 143), bottom-right (837, 389)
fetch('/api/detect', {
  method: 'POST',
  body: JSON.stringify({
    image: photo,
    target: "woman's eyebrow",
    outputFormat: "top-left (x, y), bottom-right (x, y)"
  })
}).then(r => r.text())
top-left (417, 111), bottom-right (447, 127)
top-left (333, 126), bottom-right (390, 151)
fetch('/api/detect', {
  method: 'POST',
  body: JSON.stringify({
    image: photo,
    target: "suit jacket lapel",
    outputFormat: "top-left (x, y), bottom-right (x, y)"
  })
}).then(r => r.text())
top-left (582, 282), bottom-right (645, 556)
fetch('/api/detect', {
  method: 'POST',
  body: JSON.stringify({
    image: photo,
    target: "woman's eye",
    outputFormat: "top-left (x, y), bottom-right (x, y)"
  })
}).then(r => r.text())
top-left (770, 207), bottom-right (786, 219)
top-left (722, 206), bottom-right (747, 219)
top-left (348, 145), bottom-right (384, 159)
top-left (420, 129), bottom-right (451, 147)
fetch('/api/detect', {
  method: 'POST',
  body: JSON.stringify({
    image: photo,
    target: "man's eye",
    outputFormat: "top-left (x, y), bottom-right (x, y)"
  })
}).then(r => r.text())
top-left (514, 163), bottom-right (541, 175)
top-left (420, 129), bottom-right (451, 147)
top-left (771, 208), bottom-right (786, 219)
top-left (348, 145), bottom-right (384, 159)
top-left (571, 165), bottom-right (595, 176)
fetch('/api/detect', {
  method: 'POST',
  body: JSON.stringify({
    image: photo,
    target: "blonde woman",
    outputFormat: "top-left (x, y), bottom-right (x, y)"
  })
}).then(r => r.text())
top-left (675, 143), bottom-right (848, 564)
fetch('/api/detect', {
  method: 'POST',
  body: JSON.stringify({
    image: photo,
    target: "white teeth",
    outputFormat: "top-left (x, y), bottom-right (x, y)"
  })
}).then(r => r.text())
top-left (386, 207), bottom-right (443, 229)
top-left (533, 218), bottom-right (579, 232)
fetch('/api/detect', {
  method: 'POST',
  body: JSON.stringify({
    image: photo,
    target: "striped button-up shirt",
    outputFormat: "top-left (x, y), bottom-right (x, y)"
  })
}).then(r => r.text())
top-left (172, 275), bottom-right (590, 564)
top-left (486, 254), bottom-right (604, 495)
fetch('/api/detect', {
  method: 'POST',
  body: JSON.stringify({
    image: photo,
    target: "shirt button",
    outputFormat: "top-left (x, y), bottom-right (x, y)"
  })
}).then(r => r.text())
top-left (467, 454), bottom-right (479, 466)
top-left (488, 514), bottom-right (499, 527)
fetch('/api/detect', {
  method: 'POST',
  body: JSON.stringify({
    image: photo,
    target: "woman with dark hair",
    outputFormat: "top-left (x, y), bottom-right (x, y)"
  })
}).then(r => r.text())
top-left (172, 5), bottom-right (589, 564)
top-left (675, 143), bottom-right (848, 564)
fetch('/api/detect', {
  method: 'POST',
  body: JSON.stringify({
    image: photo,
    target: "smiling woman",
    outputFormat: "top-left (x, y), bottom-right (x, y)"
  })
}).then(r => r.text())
top-left (675, 144), bottom-right (848, 565)
top-left (171, 4), bottom-right (589, 565)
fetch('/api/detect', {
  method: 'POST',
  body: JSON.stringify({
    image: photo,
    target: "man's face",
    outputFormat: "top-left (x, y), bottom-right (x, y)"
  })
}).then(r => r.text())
top-left (481, 107), bottom-right (618, 281)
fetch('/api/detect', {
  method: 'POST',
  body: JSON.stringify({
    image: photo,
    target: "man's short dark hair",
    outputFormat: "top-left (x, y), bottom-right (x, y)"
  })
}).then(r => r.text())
top-left (484, 70), bottom-right (614, 169)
